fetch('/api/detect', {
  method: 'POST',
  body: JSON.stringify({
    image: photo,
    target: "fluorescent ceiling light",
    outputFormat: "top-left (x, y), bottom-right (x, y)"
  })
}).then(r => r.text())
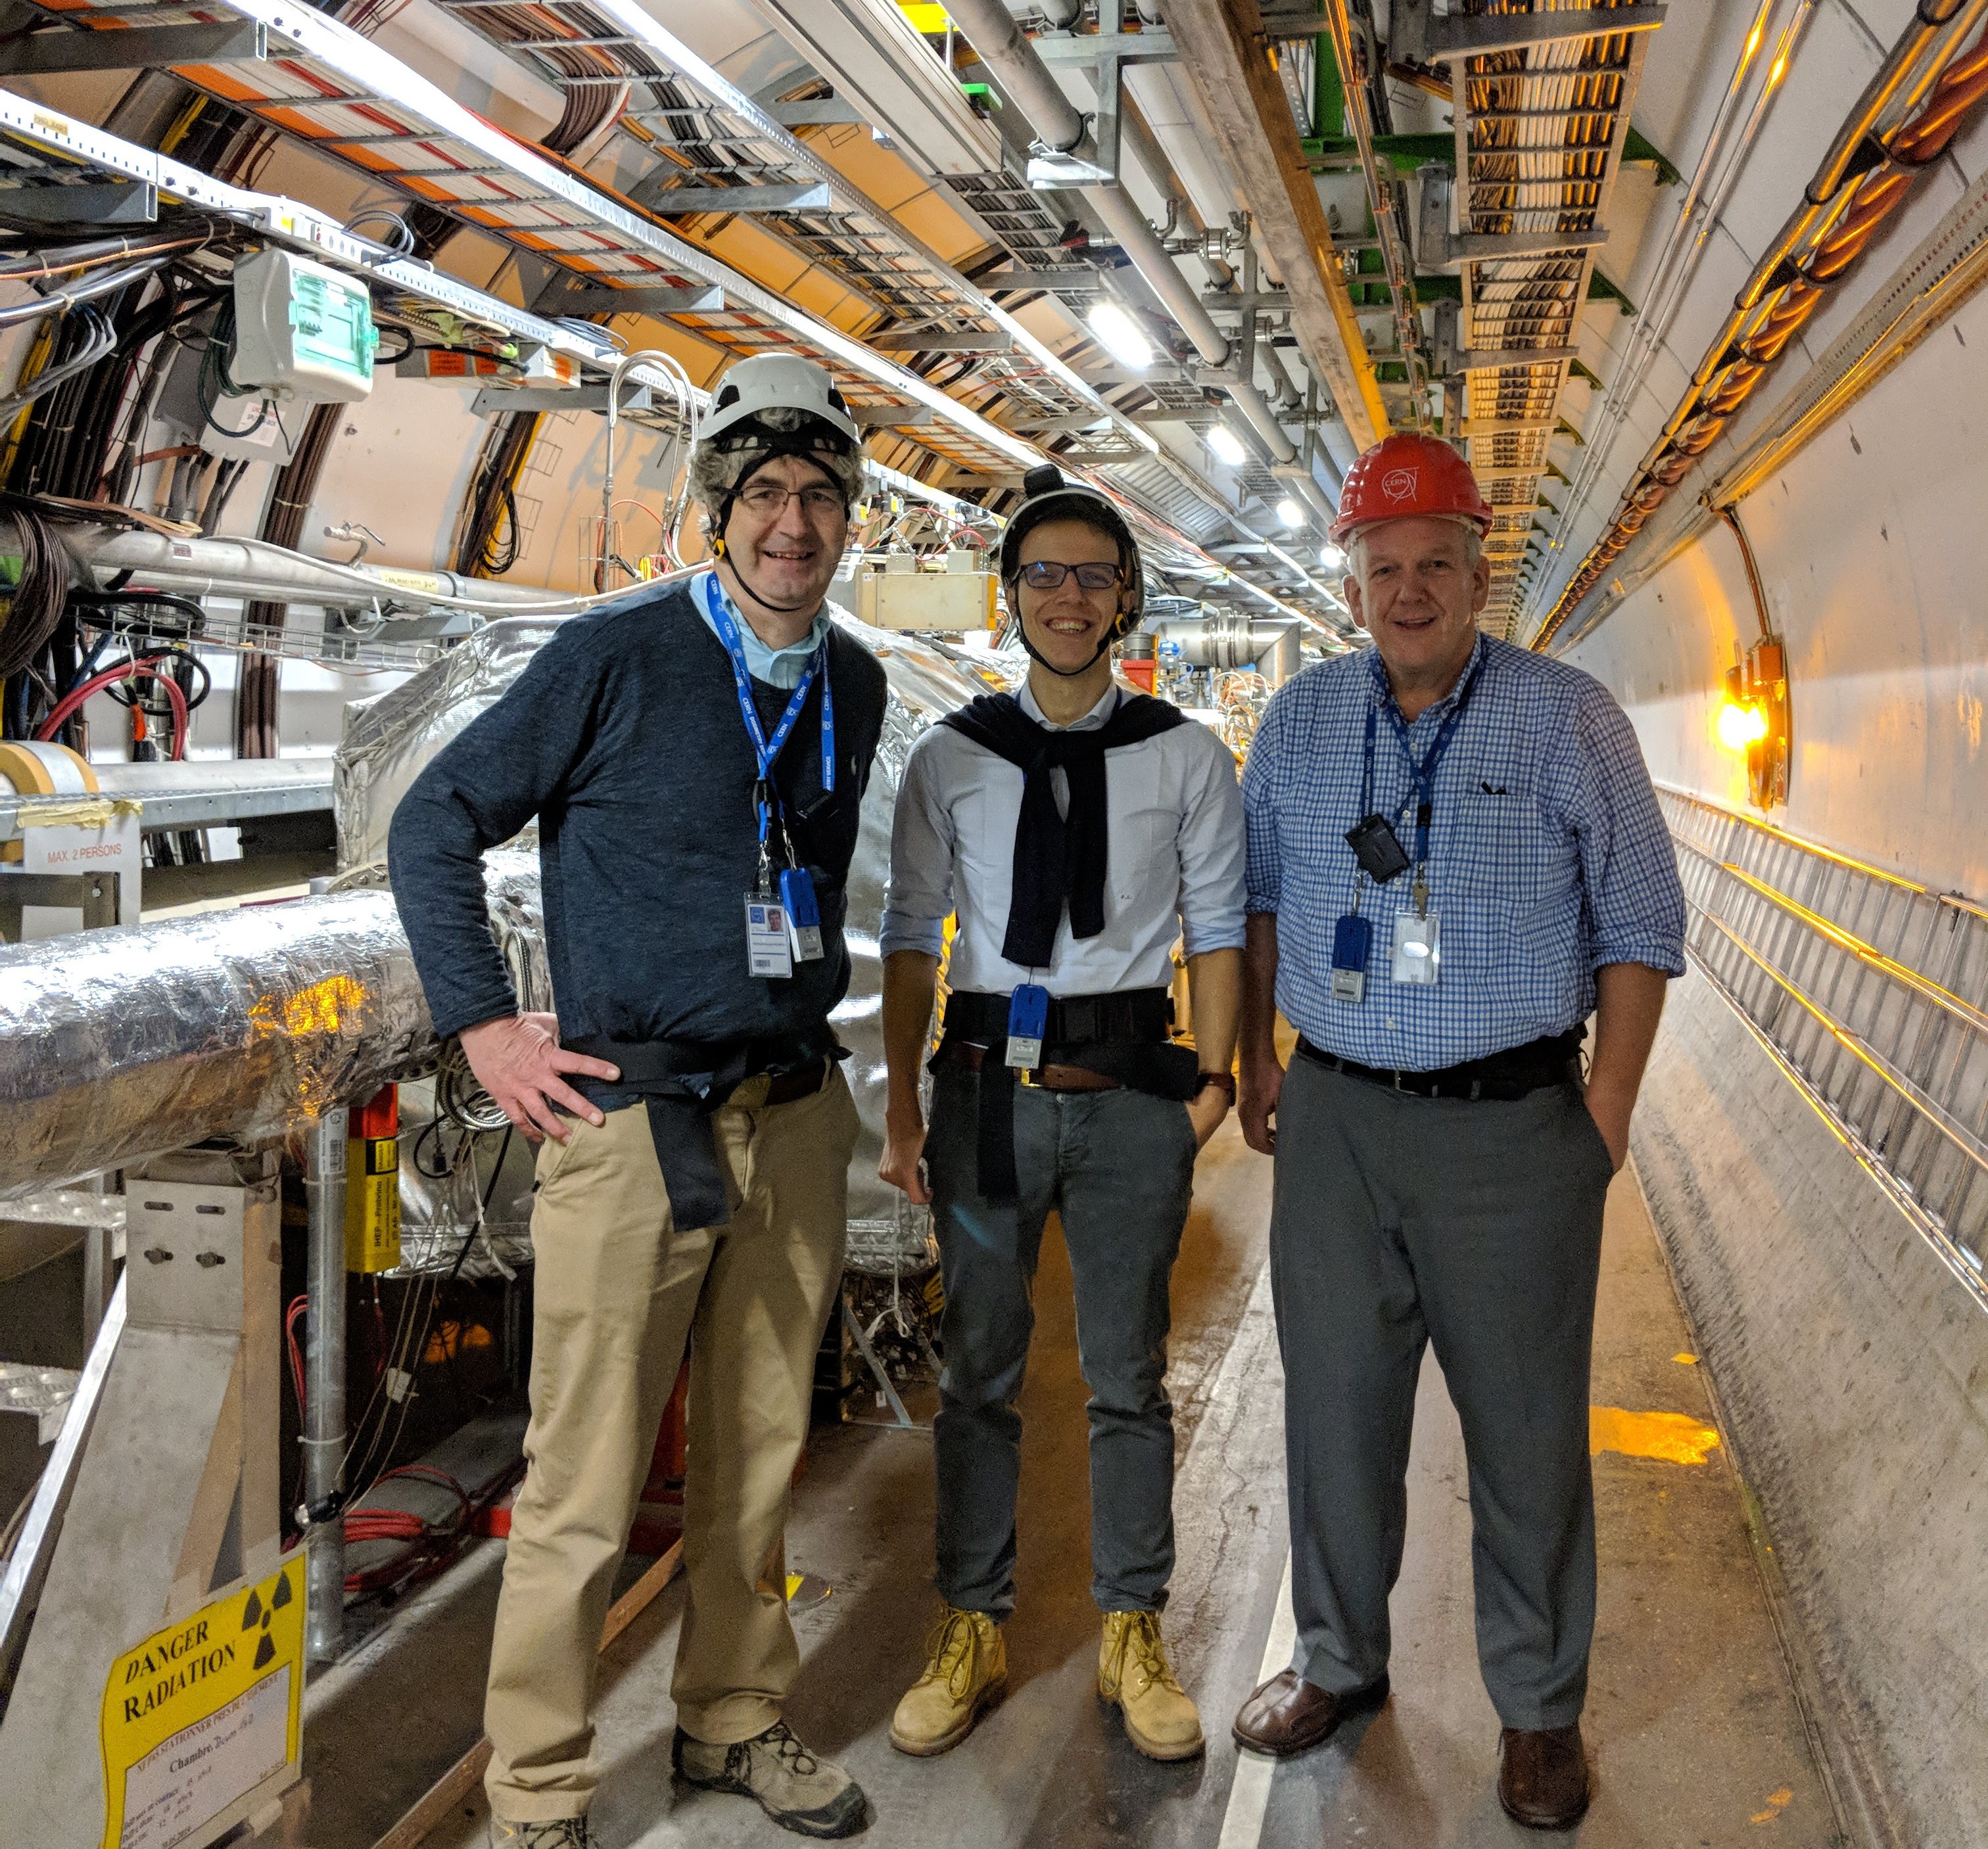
top-left (1206, 424), bottom-right (1246, 467)
top-left (1275, 498), bottom-right (1304, 529)
top-left (1319, 542), bottom-right (1346, 569)
top-left (1087, 301), bottom-right (1154, 371)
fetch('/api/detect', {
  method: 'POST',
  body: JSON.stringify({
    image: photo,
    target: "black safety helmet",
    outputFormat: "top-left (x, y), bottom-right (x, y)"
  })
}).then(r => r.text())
top-left (999, 463), bottom-right (1146, 675)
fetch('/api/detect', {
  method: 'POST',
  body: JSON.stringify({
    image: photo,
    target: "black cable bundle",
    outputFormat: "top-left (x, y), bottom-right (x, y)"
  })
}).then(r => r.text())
top-left (454, 410), bottom-right (538, 578)
top-left (0, 498), bottom-right (68, 686)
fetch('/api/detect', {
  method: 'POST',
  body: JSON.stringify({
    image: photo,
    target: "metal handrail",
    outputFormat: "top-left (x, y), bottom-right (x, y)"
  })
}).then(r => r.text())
top-left (1661, 783), bottom-right (1988, 1313)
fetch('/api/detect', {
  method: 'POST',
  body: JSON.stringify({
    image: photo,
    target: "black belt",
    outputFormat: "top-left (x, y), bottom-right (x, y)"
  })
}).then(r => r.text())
top-left (1293, 1028), bottom-right (1584, 1102)
top-left (936, 988), bottom-right (1193, 1201)
top-left (568, 1032), bottom-right (840, 1228)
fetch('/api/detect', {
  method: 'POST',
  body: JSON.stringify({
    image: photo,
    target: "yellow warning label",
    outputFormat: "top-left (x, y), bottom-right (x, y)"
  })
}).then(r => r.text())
top-left (369, 567), bottom-right (451, 596)
top-left (100, 1562), bottom-right (304, 1849)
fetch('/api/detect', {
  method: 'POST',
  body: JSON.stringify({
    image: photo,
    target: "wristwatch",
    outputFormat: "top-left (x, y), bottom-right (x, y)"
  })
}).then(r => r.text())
top-left (1196, 1069), bottom-right (1237, 1104)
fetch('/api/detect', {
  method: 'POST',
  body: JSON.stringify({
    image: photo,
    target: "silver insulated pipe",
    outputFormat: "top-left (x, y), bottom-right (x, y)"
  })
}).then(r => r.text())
top-left (0, 861), bottom-right (545, 1200)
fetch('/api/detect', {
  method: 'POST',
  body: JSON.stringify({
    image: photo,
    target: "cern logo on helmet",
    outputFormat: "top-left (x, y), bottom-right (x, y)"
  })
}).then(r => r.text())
top-left (1381, 467), bottom-right (1419, 502)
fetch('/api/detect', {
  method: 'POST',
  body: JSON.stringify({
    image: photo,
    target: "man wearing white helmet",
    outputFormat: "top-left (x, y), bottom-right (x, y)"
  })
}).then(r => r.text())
top-left (390, 352), bottom-right (887, 1843)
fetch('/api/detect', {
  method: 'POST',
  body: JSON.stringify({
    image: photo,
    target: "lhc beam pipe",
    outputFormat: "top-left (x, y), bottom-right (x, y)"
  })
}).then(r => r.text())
top-left (0, 862), bottom-right (541, 1198)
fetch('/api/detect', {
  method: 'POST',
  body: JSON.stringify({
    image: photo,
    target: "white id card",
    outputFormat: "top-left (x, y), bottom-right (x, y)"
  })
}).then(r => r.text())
top-left (744, 896), bottom-right (795, 979)
top-left (1390, 909), bottom-right (1441, 986)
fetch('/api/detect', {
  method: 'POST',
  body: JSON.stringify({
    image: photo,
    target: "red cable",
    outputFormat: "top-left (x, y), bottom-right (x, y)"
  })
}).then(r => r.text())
top-left (35, 659), bottom-right (189, 759)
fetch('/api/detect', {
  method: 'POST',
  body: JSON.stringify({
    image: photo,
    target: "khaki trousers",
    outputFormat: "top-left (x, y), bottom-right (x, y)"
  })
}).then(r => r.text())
top-left (483, 1067), bottom-right (858, 1822)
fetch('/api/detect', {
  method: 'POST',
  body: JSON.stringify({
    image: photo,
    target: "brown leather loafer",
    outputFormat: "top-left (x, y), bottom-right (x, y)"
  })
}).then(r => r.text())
top-left (1498, 1724), bottom-right (1590, 1830)
top-left (1230, 1670), bottom-right (1389, 1758)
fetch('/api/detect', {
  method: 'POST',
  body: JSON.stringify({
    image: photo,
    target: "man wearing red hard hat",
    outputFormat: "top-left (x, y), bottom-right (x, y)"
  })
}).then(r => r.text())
top-left (1231, 433), bottom-right (1686, 1827)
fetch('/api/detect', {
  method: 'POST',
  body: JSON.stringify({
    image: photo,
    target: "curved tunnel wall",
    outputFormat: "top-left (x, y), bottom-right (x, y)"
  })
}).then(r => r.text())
top-left (1564, 261), bottom-right (1988, 1848)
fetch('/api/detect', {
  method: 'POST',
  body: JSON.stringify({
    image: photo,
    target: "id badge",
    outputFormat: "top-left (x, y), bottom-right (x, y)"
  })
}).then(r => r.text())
top-left (1005, 983), bottom-right (1049, 1069)
top-left (779, 866), bottom-right (824, 962)
top-left (1390, 909), bottom-right (1440, 986)
top-left (744, 895), bottom-right (794, 979)
top-left (1331, 914), bottom-right (1372, 1004)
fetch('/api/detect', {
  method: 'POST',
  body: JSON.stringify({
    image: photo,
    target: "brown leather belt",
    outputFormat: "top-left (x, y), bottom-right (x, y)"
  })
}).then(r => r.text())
top-left (936, 1041), bottom-right (1122, 1092)
top-left (732, 1057), bottom-right (832, 1109)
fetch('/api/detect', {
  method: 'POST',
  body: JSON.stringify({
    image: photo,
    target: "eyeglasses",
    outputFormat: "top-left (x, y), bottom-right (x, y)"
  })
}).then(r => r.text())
top-left (736, 483), bottom-right (847, 520)
top-left (1019, 559), bottom-right (1123, 592)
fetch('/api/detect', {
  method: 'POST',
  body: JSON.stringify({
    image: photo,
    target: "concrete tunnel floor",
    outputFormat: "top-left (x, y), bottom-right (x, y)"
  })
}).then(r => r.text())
top-left (302, 1112), bottom-right (1842, 1849)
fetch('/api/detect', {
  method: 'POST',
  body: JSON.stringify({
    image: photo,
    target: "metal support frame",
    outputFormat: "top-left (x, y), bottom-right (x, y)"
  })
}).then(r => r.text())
top-left (469, 384), bottom-right (653, 417)
top-left (0, 870), bottom-right (120, 941)
top-left (303, 1112), bottom-right (348, 1664)
top-left (1455, 346), bottom-right (1582, 371)
top-left (0, 181), bottom-right (154, 224)
top-left (869, 327), bottom-right (1015, 351)
top-left (531, 283), bottom-right (726, 317)
top-left (1021, 29), bottom-right (1178, 189)
top-left (632, 180), bottom-right (834, 216)
top-left (1411, 3), bottom-right (1666, 62)
top-left (0, 1146), bottom-right (287, 1842)
top-left (0, 18), bottom-right (264, 72)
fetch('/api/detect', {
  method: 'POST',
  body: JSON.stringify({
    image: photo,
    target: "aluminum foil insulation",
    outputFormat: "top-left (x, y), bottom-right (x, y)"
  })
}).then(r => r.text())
top-left (0, 856), bottom-right (545, 1200)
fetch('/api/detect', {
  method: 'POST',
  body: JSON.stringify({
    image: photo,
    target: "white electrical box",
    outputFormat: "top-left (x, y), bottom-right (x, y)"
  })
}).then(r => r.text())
top-left (853, 555), bottom-right (999, 632)
top-left (230, 248), bottom-right (379, 404)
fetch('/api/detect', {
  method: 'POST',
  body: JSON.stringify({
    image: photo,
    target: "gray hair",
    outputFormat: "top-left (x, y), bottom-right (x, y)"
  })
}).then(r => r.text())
top-left (688, 405), bottom-right (866, 534)
top-left (1343, 515), bottom-right (1484, 586)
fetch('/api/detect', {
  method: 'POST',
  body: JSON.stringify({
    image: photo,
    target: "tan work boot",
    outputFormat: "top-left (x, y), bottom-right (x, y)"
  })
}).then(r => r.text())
top-left (889, 1605), bottom-right (1006, 1756)
top-left (1099, 1610), bottom-right (1205, 1762)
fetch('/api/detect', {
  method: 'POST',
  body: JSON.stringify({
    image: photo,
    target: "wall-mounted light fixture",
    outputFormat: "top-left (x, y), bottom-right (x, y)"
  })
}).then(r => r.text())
top-left (1716, 638), bottom-right (1789, 808)
top-left (1712, 504), bottom-right (1790, 810)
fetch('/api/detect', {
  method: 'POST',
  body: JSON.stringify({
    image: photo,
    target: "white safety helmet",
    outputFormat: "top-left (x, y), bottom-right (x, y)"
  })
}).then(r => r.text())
top-left (699, 352), bottom-right (862, 454)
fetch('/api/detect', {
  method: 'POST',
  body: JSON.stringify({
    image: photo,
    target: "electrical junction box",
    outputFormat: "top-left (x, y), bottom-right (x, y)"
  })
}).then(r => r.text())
top-left (230, 248), bottom-right (379, 404)
top-left (853, 551), bottom-right (999, 632)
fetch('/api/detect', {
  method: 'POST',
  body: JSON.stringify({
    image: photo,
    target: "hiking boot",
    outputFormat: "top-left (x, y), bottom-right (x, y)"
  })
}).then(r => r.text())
top-left (1099, 1610), bottom-right (1204, 1762)
top-left (488, 1819), bottom-right (588, 1848)
top-left (672, 1719), bottom-right (867, 1838)
top-left (890, 1605), bottom-right (1006, 1756)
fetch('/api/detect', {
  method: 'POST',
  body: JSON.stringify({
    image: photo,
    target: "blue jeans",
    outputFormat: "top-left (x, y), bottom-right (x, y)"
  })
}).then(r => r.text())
top-left (924, 1065), bottom-right (1200, 1618)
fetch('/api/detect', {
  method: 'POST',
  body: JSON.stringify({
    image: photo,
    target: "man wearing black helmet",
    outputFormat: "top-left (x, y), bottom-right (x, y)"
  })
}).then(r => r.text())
top-left (876, 465), bottom-right (1246, 1764)
top-left (390, 354), bottom-right (888, 1844)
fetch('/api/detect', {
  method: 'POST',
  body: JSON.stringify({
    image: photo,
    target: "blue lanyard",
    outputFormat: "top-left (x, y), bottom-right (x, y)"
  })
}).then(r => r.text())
top-left (1360, 653), bottom-right (1484, 873)
top-left (701, 571), bottom-right (835, 848)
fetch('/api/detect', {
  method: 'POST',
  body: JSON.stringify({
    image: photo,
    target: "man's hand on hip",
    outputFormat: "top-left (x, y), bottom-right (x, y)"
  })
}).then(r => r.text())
top-left (1239, 1055), bottom-right (1283, 1156)
top-left (878, 1106), bottom-right (932, 1206)
top-left (458, 1012), bottom-right (621, 1144)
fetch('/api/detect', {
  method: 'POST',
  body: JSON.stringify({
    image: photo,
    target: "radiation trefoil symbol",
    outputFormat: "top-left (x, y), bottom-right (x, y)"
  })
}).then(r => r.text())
top-left (240, 1566), bottom-right (296, 1671)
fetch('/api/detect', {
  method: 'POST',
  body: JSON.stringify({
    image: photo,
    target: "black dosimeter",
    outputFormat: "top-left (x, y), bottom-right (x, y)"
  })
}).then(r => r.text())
top-left (1333, 810), bottom-right (1409, 1004)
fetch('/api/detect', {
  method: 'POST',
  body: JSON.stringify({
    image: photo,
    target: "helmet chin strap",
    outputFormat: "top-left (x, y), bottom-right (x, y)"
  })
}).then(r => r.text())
top-left (713, 533), bottom-right (820, 617)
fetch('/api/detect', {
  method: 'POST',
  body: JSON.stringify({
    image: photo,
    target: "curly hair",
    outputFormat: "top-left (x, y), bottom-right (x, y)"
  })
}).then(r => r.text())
top-left (688, 406), bottom-right (866, 540)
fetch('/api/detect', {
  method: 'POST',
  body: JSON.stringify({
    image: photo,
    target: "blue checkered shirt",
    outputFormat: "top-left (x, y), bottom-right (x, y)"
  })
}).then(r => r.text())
top-left (1242, 634), bottom-right (1685, 1069)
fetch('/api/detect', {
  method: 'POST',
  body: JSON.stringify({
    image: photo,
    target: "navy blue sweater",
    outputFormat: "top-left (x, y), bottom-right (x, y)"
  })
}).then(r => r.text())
top-left (387, 578), bottom-right (888, 1069)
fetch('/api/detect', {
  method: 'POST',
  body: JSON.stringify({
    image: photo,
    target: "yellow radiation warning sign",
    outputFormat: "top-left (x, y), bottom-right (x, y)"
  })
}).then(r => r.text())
top-left (99, 1561), bottom-right (304, 1849)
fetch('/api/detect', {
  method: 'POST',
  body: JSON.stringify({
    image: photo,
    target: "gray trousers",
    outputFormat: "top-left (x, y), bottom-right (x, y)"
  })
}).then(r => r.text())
top-left (924, 1064), bottom-right (1199, 1618)
top-left (1271, 1051), bottom-right (1613, 1730)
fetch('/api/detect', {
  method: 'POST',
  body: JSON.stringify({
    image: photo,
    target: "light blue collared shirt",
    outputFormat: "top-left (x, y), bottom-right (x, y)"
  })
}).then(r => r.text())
top-left (1241, 632), bottom-right (1686, 1068)
top-left (697, 569), bottom-right (828, 688)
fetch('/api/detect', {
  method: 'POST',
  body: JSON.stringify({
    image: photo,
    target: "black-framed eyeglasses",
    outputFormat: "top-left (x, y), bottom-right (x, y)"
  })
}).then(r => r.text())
top-left (736, 483), bottom-right (847, 519)
top-left (1020, 559), bottom-right (1122, 592)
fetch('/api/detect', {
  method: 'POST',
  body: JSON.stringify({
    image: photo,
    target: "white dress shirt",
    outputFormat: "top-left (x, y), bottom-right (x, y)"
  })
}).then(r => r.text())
top-left (880, 679), bottom-right (1248, 995)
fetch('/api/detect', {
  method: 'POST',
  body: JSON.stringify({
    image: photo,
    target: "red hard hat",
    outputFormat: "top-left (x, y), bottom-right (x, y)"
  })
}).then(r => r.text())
top-left (1329, 433), bottom-right (1494, 544)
